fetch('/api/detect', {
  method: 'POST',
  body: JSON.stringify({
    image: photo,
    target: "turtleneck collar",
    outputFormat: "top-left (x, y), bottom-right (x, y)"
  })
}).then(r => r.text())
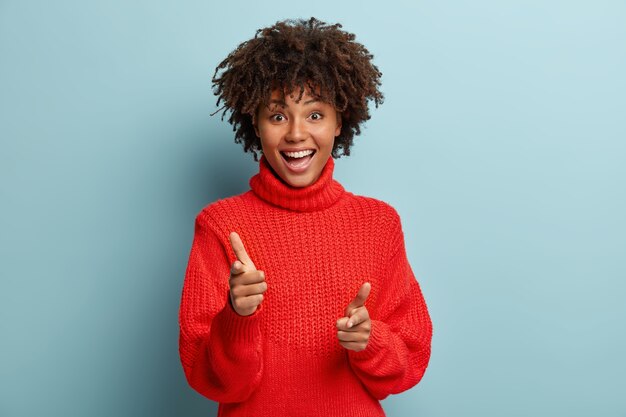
top-left (249, 154), bottom-right (345, 212)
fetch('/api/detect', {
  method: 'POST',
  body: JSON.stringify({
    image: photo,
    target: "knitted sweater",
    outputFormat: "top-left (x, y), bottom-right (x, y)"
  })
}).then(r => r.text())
top-left (178, 154), bottom-right (433, 417)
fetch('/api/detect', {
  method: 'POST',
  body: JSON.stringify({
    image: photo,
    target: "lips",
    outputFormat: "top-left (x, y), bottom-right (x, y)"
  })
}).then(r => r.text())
top-left (280, 150), bottom-right (316, 173)
top-left (280, 148), bottom-right (316, 153)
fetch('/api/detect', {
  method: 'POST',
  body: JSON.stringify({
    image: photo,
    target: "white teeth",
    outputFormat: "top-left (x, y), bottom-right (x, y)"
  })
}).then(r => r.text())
top-left (283, 149), bottom-right (314, 158)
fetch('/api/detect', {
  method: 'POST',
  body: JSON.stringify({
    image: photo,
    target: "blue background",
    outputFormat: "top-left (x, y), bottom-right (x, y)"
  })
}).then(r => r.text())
top-left (1, 1), bottom-right (625, 416)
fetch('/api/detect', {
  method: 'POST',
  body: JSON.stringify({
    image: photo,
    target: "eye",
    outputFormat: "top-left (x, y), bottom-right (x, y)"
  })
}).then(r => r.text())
top-left (270, 114), bottom-right (285, 122)
top-left (310, 112), bottom-right (323, 121)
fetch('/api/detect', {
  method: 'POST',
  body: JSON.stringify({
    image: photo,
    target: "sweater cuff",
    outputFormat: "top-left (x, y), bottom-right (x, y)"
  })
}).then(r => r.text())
top-left (347, 319), bottom-right (390, 361)
top-left (214, 297), bottom-right (263, 344)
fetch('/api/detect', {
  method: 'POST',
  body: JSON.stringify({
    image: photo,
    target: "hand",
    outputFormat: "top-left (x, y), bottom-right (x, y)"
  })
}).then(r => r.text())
top-left (228, 231), bottom-right (267, 316)
top-left (336, 282), bottom-right (372, 352)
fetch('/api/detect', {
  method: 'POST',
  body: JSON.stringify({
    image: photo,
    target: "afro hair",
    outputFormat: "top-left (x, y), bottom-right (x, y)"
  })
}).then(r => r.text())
top-left (211, 16), bottom-right (384, 161)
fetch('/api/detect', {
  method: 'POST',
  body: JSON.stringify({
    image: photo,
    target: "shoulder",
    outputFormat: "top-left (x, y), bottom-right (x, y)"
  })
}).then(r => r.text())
top-left (343, 191), bottom-right (402, 225)
top-left (340, 192), bottom-right (404, 254)
top-left (345, 191), bottom-right (406, 255)
top-left (194, 191), bottom-right (256, 230)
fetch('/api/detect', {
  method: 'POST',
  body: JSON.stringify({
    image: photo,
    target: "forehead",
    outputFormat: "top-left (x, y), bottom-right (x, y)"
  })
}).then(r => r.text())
top-left (269, 84), bottom-right (320, 100)
top-left (261, 84), bottom-right (332, 109)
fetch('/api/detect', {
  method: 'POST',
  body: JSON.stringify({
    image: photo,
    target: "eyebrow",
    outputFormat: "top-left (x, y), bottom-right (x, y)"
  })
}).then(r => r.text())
top-left (268, 98), bottom-right (320, 107)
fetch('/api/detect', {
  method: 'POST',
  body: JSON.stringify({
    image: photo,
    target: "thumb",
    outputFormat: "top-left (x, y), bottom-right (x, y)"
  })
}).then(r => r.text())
top-left (345, 282), bottom-right (371, 316)
top-left (229, 231), bottom-right (256, 270)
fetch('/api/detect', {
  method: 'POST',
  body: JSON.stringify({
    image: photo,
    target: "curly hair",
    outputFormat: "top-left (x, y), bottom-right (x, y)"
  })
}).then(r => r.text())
top-left (210, 17), bottom-right (384, 161)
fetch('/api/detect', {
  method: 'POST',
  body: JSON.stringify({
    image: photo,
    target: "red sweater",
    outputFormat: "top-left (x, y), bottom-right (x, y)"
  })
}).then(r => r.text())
top-left (178, 154), bottom-right (433, 417)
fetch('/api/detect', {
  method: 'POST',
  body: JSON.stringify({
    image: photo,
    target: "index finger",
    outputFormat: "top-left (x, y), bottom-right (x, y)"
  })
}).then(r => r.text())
top-left (229, 231), bottom-right (256, 270)
top-left (345, 282), bottom-right (371, 316)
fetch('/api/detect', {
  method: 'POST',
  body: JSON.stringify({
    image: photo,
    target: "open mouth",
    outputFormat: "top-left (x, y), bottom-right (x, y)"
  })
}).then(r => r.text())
top-left (280, 150), bottom-right (316, 171)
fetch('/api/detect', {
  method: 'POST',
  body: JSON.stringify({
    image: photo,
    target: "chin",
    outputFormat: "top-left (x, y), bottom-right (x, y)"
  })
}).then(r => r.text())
top-left (283, 172), bottom-right (316, 188)
top-left (294, 179), bottom-right (315, 188)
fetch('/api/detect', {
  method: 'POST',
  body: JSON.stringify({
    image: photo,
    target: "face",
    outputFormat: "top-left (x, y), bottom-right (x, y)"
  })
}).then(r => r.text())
top-left (254, 86), bottom-right (342, 188)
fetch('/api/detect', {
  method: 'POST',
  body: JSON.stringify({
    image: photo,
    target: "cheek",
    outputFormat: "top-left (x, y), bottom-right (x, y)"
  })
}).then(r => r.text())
top-left (256, 122), bottom-right (272, 138)
top-left (258, 129), bottom-right (282, 149)
top-left (317, 125), bottom-right (338, 144)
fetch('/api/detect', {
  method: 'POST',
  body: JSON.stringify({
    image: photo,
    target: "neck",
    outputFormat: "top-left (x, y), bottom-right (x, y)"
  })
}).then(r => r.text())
top-left (249, 154), bottom-right (345, 212)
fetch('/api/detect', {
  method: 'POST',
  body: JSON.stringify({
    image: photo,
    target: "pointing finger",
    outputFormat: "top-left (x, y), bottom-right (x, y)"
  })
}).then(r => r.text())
top-left (229, 231), bottom-right (256, 270)
top-left (345, 282), bottom-right (371, 316)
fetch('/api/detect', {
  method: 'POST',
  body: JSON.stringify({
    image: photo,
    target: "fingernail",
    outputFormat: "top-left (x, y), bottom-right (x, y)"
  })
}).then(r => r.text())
top-left (347, 321), bottom-right (352, 328)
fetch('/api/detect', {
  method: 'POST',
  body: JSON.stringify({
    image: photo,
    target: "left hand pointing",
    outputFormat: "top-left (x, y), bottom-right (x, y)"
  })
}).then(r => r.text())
top-left (336, 282), bottom-right (372, 352)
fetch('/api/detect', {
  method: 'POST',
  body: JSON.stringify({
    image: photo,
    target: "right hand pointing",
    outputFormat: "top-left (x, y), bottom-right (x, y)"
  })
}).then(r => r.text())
top-left (228, 231), bottom-right (267, 316)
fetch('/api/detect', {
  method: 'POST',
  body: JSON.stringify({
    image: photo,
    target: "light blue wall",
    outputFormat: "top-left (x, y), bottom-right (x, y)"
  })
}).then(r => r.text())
top-left (1, 1), bottom-right (625, 416)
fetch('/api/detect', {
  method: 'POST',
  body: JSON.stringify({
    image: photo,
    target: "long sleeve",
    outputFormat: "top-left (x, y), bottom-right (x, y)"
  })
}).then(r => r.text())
top-left (347, 212), bottom-right (433, 400)
top-left (178, 210), bottom-right (264, 403)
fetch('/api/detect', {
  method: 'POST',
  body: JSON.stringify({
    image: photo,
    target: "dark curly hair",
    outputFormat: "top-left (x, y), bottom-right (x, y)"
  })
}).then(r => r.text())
top-left (210, 17), bottom-right (384, 161)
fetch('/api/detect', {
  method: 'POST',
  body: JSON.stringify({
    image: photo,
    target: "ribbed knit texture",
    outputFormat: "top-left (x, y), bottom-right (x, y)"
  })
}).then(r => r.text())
top-left (178, 154), bottom-right (433, 417)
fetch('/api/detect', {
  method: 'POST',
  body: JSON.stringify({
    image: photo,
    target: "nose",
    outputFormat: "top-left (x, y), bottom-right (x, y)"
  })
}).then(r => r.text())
top-left (285, 117), bottom-right (308, 142)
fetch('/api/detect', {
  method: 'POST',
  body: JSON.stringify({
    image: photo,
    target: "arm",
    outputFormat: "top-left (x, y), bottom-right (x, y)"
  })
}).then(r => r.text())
top-left (347, 213), bottom-right (433, 400)
top-left (178, 210), bottom-right (264, 403)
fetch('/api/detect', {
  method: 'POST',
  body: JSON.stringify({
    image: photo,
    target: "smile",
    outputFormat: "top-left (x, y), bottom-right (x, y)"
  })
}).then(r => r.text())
top-left (280, 150), bottom-right (316, 173)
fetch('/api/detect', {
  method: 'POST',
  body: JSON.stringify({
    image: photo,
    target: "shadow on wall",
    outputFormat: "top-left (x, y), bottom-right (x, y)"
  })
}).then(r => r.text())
top-left (152, 131), bottom-right (256, 416)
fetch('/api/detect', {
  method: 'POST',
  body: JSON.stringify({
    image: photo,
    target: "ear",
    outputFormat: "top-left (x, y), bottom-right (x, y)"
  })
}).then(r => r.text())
top-left (335, 111), bottom-right (343, 137)
top-left (252, 113), bottom-right (260, 138)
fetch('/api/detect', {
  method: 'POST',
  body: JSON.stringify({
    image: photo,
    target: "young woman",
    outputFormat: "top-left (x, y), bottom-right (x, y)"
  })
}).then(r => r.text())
top-left (178, 17), bottom-right (433, 417)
